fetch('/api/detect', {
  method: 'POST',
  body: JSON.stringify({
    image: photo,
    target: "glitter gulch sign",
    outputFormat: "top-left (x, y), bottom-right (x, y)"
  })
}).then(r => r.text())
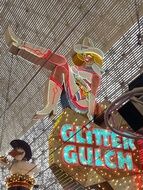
top-left (49, 108), bottom-right (143, 189)
top-left (137, 139), bottom-right (143, 169)
top-left (60, 124), bottom-right (135, 171)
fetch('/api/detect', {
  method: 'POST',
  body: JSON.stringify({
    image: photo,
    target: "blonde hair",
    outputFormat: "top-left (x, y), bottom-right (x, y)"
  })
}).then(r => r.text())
top-left (72, 53), bottom-right (85, 66)
top-left (72, 52), bottom-right (103, 67)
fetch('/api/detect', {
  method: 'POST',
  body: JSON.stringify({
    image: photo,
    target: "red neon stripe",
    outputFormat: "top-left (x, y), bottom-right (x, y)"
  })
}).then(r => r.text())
top-left (49, 76), bottom-right (63, 90)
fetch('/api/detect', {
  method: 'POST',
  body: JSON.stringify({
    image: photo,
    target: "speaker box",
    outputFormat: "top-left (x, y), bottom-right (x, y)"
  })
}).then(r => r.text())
top-left (129, 73), bottom-right (143, 91)
top-left (118, 100), bottom-right (143, 131)
top-left (119, 74), bottom-right (143, 132)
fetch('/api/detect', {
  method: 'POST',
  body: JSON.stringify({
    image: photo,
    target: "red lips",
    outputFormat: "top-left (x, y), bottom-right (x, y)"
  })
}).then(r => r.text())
top-left (8, 149), bottom-right (24, 157)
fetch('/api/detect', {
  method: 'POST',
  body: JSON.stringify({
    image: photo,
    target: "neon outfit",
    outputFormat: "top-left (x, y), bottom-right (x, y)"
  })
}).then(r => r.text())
top-left (42, 49), bottom-right (102, 114)
top-left (4, 27), bottom-right (104, 119)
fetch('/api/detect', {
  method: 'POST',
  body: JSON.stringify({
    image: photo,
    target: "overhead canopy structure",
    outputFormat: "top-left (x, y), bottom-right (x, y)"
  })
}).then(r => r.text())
top-left (0, 0), bottom-right (143, 189)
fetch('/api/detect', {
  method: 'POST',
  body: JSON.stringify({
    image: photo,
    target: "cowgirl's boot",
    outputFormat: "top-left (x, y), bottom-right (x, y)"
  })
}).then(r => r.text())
top-left (4, 26), bottom-right (23, 55)
top-left (4, 26), bottom-right (50, 65)
top-left (5, 27), bottom-right (67, 69)
top-left (33, 79), bottom-right (62, 119)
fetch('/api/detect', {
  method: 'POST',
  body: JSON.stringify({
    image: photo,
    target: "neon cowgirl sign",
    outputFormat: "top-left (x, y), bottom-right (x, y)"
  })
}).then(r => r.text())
top-left (60, 124), bottom-right (136, 171)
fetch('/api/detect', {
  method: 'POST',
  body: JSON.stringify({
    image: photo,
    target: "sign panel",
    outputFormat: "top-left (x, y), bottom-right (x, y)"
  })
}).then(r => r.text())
top-left (49, 108), bottom-right (143, 190)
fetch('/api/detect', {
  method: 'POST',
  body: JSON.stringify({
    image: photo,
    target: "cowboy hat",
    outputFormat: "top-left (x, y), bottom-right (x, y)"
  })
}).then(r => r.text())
top-left (74, 37), bottom-right (104, 66)
top-left (10, 139), bottom-right (32, 161)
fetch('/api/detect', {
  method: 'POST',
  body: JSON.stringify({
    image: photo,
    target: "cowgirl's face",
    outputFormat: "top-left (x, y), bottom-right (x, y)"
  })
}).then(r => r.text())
top-left (83, 54), bottom-right (94, 65)
top-left (84, 54), bottom-right (92, 61)
top-left (73, 53), bottom-right (94, 67)
top-left (9, 148), bottom-right (26, 161)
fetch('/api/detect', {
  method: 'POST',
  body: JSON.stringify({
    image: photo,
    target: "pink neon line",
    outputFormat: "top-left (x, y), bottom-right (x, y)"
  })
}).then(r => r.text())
top-left (22, 45), bottom-right (45, 56)
top-left (49, 76), bottom-right (63, 90)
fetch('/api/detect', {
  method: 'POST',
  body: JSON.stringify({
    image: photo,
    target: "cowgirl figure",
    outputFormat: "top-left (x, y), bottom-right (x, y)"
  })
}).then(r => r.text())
top-left (5, 27), bottom-right (104, 120)
top-left (0, 139), bottom-right (38, 190)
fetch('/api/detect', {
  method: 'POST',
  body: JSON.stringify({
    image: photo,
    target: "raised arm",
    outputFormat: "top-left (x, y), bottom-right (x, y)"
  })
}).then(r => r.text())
top-left (0, 156), bottom-right (11, 168)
